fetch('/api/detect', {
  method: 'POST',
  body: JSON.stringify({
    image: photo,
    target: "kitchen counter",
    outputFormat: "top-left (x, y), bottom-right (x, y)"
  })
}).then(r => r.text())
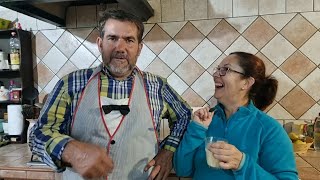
top-left (0, 144), bottom-right (319, 180)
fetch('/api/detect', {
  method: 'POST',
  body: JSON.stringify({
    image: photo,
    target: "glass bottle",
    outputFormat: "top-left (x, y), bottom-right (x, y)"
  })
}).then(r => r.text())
top-left (314, 113), bottom-right (320, 151)
top-left (9, 31), bottom-right (20, 70)
top-left (8, 80), bottom-right (16, 101)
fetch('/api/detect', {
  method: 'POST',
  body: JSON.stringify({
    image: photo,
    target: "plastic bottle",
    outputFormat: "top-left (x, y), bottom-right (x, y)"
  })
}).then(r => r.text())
top-left (314, 113), bottom-right (320, 151)
top-left (9, 31), bottom-right (20, 70)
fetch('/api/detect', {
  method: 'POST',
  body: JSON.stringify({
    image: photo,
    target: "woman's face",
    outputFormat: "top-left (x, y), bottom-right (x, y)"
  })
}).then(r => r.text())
top-left (213, 54), bottom-right (248, 105)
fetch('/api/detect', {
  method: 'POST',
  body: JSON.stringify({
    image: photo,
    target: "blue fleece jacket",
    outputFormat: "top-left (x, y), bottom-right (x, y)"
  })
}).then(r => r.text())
top-left (174, 102), bottom-right (298, 180)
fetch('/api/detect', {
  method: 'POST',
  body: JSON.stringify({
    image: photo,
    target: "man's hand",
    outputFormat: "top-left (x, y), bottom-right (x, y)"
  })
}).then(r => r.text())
top-left (144, 149), bottom-right (173, 180)
top-left (62, 140), bottom-right (114, 178)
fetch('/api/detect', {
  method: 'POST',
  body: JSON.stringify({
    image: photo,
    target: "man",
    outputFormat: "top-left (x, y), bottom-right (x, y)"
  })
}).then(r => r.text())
top-left (29, 9), bottom-right (192, 180)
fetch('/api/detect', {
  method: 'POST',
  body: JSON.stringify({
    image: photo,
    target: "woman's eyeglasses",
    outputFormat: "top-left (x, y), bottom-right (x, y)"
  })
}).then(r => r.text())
top-left (213, 67), bottom-right (245, 76)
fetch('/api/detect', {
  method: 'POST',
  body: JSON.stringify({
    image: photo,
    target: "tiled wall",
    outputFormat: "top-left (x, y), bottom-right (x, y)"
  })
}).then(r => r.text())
top-left (1, 0), bottom-right (320, 125)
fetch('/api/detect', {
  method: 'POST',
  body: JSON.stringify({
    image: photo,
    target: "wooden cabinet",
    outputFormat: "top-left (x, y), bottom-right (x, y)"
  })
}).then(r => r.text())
top-left (0, 29), bottom-right (33, 143)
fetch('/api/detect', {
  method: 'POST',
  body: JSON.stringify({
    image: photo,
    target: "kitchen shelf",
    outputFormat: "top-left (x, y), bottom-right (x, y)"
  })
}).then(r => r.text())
top-left (0, 70), bottom-right (20, 78)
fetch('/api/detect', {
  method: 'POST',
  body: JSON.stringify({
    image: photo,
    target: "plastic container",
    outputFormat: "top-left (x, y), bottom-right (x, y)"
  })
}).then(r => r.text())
top-left (0, 86), bottom-right (9, 101)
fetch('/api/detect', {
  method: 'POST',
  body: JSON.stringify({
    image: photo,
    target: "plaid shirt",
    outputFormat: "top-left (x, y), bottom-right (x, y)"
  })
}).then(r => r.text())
top-left (29, 66), bottom-right (192, 170)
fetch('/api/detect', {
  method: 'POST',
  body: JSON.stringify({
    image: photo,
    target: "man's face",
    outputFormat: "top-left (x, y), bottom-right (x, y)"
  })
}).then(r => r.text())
top-left (97, 19), bottom-right (143, 79)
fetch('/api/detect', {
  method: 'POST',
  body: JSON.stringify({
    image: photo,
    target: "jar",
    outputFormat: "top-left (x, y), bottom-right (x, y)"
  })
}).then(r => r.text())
top-left (0, 86), bottom-right (9, 101)
top-left (0, 50), bottom-right (10, 70)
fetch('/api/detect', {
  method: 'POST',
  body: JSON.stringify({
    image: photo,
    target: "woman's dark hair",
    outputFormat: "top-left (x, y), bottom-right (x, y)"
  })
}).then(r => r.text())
top-left (230, 52), bottom-right (278, 111)
top-left (98, 9), bottom-right (144, 43)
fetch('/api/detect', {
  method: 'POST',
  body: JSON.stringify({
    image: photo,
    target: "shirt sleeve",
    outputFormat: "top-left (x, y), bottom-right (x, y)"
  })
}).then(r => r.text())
top-left (29, 77), bottom-right (73, 171)
top-left (162, 81), bottom-right (192, 152)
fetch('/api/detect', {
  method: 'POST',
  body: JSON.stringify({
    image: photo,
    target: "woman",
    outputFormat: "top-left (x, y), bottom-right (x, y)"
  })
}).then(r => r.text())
top-left (174, 52), bottom-right (298, 179)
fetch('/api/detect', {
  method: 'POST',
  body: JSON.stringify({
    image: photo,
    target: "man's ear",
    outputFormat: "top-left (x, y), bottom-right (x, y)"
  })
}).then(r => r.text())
top-left (96, 36), bottom-right (103, 53)
top-left (242, 77), bottom-right (255, 90)
top-left (137, 43), bottom-right (143, 56)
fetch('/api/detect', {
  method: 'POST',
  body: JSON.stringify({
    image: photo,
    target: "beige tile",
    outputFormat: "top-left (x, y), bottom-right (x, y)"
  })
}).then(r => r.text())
top-left (147, 0), bottom-right (161, 23)
top-left (208, 0), bottom-right (232, 18)
top-left (267, 103), bottom-right (295, 119)
top-left (316, 0), bottom-right (320, 11)
top-left (263, 100), bottom-right (277, 113)
top-left (271, 69), bottom-right (296, 101)
top-left (281, 14), bottom-right (317, 48)
top-left (301, 12), bottom-right (320, 29)
top-left (83, 28), bottom-right (100, 57)
top-left (18, 13), bottom-right (37, 31)
top-left (191, 38), bottom-right (222, 69)
top-left (300, 103), bottom-right (320, 120)
top-left (243, 17), bottom-right (277, 50)
top-left (226, 16), bottom-right (257, 33)
top-left (225, 36), bottom-right (258, 55)
top-left (143, 24), bottom-right (171, 55)
top-left (207, 19), bottom-right (240, 51)
top-left (300, 32), bottom-right (320, 66)
top-left (145, 57), bottom-right (172, 78)
top-left (32, 32), bottom-right (53, 59)
top-left (90, 59), bottom-right (102, 68)
top-left (297, 167), bottom-right (320, 180)
top-left (143, 23), bottom-right (155, 38)
top-left (33, 62), bottom-right (54, 89)
top-left (161, 0), bottom-right (184, 22)
top-left (182, 88), bottom-right (206, 107)
top-left (175, 22), bottom-right (204, 53)
top-left (259, 0), bottom-right (285, 15)
top-left (56, 61), bottom-right (78, 78)
top-left (175, 56), bottom-right (205, 85)
top-left (69, 45), bottom-right (96, 69)
top-left (137, 44), bottom-right (156, 70)
top-left (280, 86), bottom-right (315, 119)
top-left (55, 30), bottom-right (81, 58)
top-left (66, 6), bottom-right (76, 28)
top-left (37, 19), bottom-right (56, 30)
top-left (159, 41), bottom-right (188, 69)
top-left (185, 0), bottom-right (207, 20)
top-left (41, 29), bottom-right (65, 44)
top-left (42, 46), bottom-right (68, 74)
top-left (299, 68), bottom-right (320, 101)
top-left (207, 96), bottom-right (218, 107)
top-left (295, 156), bottom-right (312, 167)
top-left (167, 72), bottom-right (188, 95)
top-left (191, 71), bottom-right (215, 101)
top-left (158, 21), bottom-right (187, 38)
top-left (286, 0), bottom-right (313, 13)
top-left (76, 5), bottom-right (97, 28)
top-left (207, 54), bottom-right (227, 76)
top-left (280, 50), bottom-right (316, 84)
top-left (261, 34), bottom-right (296, 67)
top-left (43, 76), bottom-right (60, 94)
top-left (262, 13), bottom-right (296, 31)
top-left (233, 0), bottom-right (258, 17)
top-left (190, 19), bottom-right (221, 36)
top-left (255, 52), bottom-right (277, 76)
top-left (69, 28), bottom-right (94, 43)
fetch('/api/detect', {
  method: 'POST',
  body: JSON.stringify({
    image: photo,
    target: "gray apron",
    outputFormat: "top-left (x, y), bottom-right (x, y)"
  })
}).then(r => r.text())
top-left (63, 66), bottom-right (158, 180)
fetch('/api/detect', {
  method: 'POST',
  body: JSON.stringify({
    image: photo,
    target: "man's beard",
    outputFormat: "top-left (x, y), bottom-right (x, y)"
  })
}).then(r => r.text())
top-left (103, 52), bottom-right (133, 75)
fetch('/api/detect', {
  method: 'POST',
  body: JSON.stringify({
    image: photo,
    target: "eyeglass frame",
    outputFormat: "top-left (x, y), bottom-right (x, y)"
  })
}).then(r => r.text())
top-left (213, 66), bottom-right (246, 76)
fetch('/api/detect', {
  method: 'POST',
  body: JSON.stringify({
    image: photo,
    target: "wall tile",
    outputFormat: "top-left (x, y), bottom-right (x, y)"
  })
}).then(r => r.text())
top-left (271, 69), bottom-right (295, 101)
top-left (147, 0), bottom-right (161, 23)
top-left (175, 56), bottom-right (205, 85)
top-left (182, 88), bottom-right (206, 107)
top-left (43, 75), bottom-right (60, 94)
top-left (18, 13), bottom-right (37, 31)
top-left (136, 44), bottom-right (156, 70)
top-left (315, 0), bottom-right (320, 11)
top-left (226, 16), bottom-right (257, 33)
top-left (262, 13), bottom-right (296, 31)
top-left (66, 6), bottom-right (76, 28)
top-left (300, 32), bottom-right (320, 65)
top-left (69, 45), bottom-right (96, 69)
top-left (32, 32), bottom-right (53, 59)
top-left (190, 19), bottom-right (221, 36)
top-left (280, 14), bottom-right (317, 48)
top-left (208, 0), bottom-right (232, 18)
top-left (33, 62), bottom-right (54, 89)
top-left (83, 28), bottom-right (100, 57)
top-left (55, 30), bottom-right (81, 58)
top-left (225, 36), bottom-right (258, 55)
top-left (233, 0), bottom-right (258, 17)
top-left (42, 46), bottom-right (68, 74)
top-left (301, 12), bottom-right (320, 29)
top-left (167, 72), bottom-right (188, 95)
top-left (185, 0), bottom-right (207, 20)
top-left (191, 38), bottom-right (222, 69)
top-left (0, 6), bottom-right (17, 21)
top-left (267, 104), bottom-right (295, 119)
top-left (69, 28), bottom-right (94, 43)
top-left (207, 20), bottom-right (240, 51)
top-left (255, 52), bottom-right (277, 76)
top-left (37, 19), bottom-right (56, 30)
top-left (243, 17), bottom-right (277, 50)
top-left (174, 22), bottom-right (204, 53)
top-left (145, 57), bottom-right (172, 78)
top-left (161, 0), bottom-right (184, 22)
top-left (191, 71), bottom-right (214, 101)
top-left (143, 25), bottom-right (171, 55)
top-left (158, 21), bottom-right (187, 38)
top-left (56, 61), bottom-right (78, 79)
top-left (299, 68), bottom-right (320, 101)
top-left (41, 29), bottom-right (65, 44)
top-left (259, 0), bottom-right (285, 15)
top-left (300, 103), bottom-right (320, 120)
top-left (207, 54), bottom-right (226, 76)
top-left (143, 24), bottom-right (155, 38)
top-left (286, 0), bottom-right (313, 13)
top-left (158, 40), bottom-right (188, 69)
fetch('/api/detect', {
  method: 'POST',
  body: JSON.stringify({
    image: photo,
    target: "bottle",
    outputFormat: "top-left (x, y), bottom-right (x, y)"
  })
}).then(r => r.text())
top-left (9, 31), bottom-right (20, 70)
top-left (8, 80), bottom-right (16, 101)
top-left (314, 113), bottom-right (320, 151)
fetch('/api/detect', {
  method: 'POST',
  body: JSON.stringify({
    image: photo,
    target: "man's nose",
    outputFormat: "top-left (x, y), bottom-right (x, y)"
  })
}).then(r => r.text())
top-left (115, 39), bottom-right (126, 51)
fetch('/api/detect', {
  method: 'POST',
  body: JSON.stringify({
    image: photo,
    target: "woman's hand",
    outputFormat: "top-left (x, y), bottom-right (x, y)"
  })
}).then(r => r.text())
top-left (208, 141), bottom-right (243, 170)
top-left (193, 107), bottom-right (214, 127)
